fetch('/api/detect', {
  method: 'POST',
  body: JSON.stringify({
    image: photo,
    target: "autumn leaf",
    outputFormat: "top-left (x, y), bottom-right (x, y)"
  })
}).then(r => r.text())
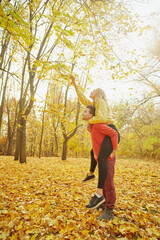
top-left (0, 156), bottom-right (159, 239)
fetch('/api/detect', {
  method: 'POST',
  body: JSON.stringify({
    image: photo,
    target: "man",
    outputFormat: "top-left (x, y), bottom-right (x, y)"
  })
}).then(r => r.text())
top-left (82, 105), bottom-right (118, 221)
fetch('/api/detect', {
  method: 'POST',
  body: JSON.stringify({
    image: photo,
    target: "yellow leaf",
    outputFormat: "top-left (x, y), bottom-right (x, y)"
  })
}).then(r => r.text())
top-left (10, 235), bottom-right (18, 240)
top-left (31, 234), bottom-right (39, 240)
top-left (99, 221), bottom-right (106, 227)
top-left (152, 216), bottom-right (160, 224)
top-left (1, 209), bottom-right (9, 214)
top-left (15, 221), bottom-right (23, 230)
top-left (11, 190), bottom-right (17, 193)
top-left (81, 230), bottom-right (89, 236)
top-left (0, 231), bottom-right (10, 240)
top-left (45, 235), bottom-right (54, 240)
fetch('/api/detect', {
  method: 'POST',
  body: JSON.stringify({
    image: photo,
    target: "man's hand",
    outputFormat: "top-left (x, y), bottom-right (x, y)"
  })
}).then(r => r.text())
top-left (109, 150), bottom-right (116, 158)
top-left (87, 123), bottom-right (91, 132)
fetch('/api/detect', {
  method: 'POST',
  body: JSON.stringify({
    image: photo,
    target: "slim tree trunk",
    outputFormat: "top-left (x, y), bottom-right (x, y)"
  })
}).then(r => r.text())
top-left (14, 112), bottom-right (21, 161)
top-left (7, 140), bottom-right (13, 156)
top-left (62, 138), bottom-right (68, 160)
top-left (39, 84), bottom-right (48, 158)
top-left (54, 133), bottom-right (59, 156)
top-left (0, 77), bottom-right (8, 135)
top-left (7, 107), bottom-right (12, 155)
top-left (14, 128), bottom-right (20, 160)
top-left (7, 108), bottom-right (13, 155)
top-left (39, 122), bottom-right (44, 158)
top-left (6, 98), bottom-right (18, 156)
top-left (20, 117), bottom-right (26, 163)
top-left (0, 47), bottom-right (12, 135)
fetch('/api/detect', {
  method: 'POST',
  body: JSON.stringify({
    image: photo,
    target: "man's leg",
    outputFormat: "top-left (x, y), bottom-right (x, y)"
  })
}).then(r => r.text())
top-left (98, 157), bottom-right (116, 220)
top-left (86, 137), bottom-right (112, 209)
top-left (84, 124), bottom-right (119, 184)
top-left (96, 125), bottom-right (119, 193)
top-left (82, 149), bottom-right (97, 182)
top-left (103, 157), bottom-right (116, 209)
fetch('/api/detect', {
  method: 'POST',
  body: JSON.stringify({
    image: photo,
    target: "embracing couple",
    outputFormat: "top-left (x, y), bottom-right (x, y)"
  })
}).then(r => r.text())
top-left (70, 76), bottom-right (120, 221)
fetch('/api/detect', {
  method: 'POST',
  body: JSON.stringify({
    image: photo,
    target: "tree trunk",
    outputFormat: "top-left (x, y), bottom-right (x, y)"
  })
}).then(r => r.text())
top-left (14, 127), bottom-right (20, 160)
top-left (14, 111), bottom-right (21, 161)
top-left (7, 107), bottom-right (12, 155)
top-left (62, 138), bottom-right (68, 160)
top-left (7, 139), bottom-right (13, 156)
top-left (0, 78), bottom-right (8, 135)
top-left (6, 99), bottom-right (18, 156)
top-left (19, 117), bottom-right (26, 163)
top-left (39, 83), bottom-right (49, 158)
top-left (39, 108), bottom-right (45, 158)
top-left (39, 126), bottom-right (44, 158)
top-left (0, 50), bottom-right (12, 135)
top-left (54, 133), bottom-right (59, 156)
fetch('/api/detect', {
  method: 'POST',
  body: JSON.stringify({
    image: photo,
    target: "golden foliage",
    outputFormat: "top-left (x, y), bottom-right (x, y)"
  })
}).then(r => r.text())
top-left (0, 157), bottom-right (159, 239)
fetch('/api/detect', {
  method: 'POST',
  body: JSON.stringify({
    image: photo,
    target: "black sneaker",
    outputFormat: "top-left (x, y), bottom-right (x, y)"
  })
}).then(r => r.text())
top-left (82, 174), bottom-right (95, 182)
top-left (86, 195), bottom-right (105, 209)
top-left (96, 202), bottom-right (106, 210)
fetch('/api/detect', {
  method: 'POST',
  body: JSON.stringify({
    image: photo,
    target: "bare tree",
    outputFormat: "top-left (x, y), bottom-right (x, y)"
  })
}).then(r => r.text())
top-left (6, 98), bottom-right (18, 155)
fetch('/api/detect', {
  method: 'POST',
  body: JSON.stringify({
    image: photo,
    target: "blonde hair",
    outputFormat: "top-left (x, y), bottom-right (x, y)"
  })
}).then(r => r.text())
top-left (94, 88), bottom-right (107, 103)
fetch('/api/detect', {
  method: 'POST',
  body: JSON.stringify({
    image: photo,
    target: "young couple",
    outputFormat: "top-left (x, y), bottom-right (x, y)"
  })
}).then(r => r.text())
top-left (70, 76), bottom-right (120, 221)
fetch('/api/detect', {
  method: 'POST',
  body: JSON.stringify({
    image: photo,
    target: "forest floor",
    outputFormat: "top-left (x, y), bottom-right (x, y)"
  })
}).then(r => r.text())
top-left (0, 156), bottom-right (160, 240)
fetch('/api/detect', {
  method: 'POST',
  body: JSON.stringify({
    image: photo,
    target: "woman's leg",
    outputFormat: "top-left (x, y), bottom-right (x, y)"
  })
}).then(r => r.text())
top-left (97, 136), bottom-right (112, 189)
top-left (108, 124), bottom-right (120, 143)
top-left (90, 148), bottom-right (97, 173)
top-left (82, 149), bottom-right (97, 182)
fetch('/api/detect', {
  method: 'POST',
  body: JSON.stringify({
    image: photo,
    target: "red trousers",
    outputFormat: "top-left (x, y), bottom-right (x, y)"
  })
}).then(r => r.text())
top-left (103, 157), bottom-right (116, 210)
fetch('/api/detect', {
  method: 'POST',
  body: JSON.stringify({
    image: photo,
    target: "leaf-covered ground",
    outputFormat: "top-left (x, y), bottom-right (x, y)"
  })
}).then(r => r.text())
top-left (0, 156), bottom-right (160, 240)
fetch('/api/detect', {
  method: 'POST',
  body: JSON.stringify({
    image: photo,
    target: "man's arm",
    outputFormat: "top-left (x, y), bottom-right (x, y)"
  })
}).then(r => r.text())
top-left (95, 123), bottom-right (118, 151)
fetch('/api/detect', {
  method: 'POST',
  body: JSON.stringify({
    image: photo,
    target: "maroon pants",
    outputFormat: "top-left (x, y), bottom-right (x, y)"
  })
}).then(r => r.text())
top-left (103, 157), bottom-right (116, 210)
